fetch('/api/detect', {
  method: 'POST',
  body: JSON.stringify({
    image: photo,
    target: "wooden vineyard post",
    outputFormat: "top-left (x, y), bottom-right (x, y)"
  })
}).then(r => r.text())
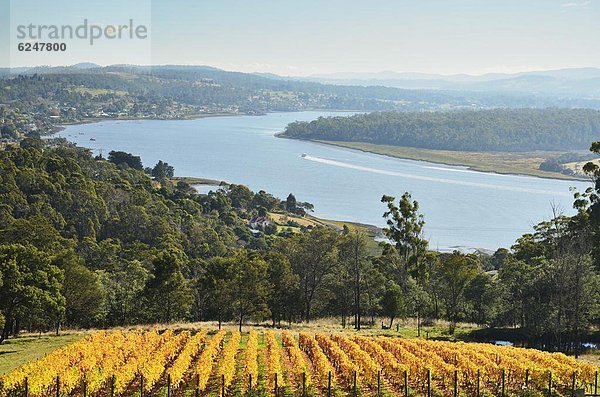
top-left (82, 375), bottom-right (87, 397)
top-left (353, 371), bottom-right (357, 397)
top-left (525, 369), bottom-right (530, 388)
top-left (249, 374), bottom-right (252, 393)
top-left (110, 375), bottom-right (115, 397)
top-left (548, 371), bottom-right (553, 397)
top-left (377, 370), bottom-right (381, 396)
top-left (571, 372), bottom-right (576, 397)
top-left (595, 371), bottom-right (599, 395)
top-left (24, 377), bottom-right (28, 397)
top-left (302, 372), bottom-right (306, 397)
top-left (427, 369), bottom-right (431, 397)
top-left (222, 374), bottom-right (226, 397)
top-left (453, 370), bottom-right (458, 397)
top-left (404, 370), bottom-right (409, 397)
top-left (501, 369), bottom-right (506, 397)
top-left (55, 375), bottom-right (60, 397)
top-left (327, 371), bottom-right (332, 397)
top-left (274, 373), bottom-right (278, 397)
top-left (194, 374), bottom-right (200, 397)
top-left (140, 374), bottom-right (144, 397)
top-left (167, 374), bottom-right (171, 397)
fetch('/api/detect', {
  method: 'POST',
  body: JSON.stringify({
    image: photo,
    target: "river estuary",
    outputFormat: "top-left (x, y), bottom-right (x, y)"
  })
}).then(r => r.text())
top-left (57, 111), bottom-right (589, 251)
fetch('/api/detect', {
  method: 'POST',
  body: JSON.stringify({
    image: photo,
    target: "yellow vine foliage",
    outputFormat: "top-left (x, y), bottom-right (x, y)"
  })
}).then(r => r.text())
top-left (298, 332), bottom-right (335, 388)
top-left (167, 329), bottom-right (208, 388)
top-left (315, 334), bottom-right (358, 385)
top-left (217, 331), bottom-right (241, 390)
top-left (265, 331), bottom-right (284, 389)
top-left (351, 335), bottom-right (408, 386)
top-left (331, 334), bottom-right (379, 382)
top-left (1, 330), bottom-right (598, 397)
top-left (282, 331), bottom-right (312, 387)
top-left (243, 330), bottom-right (259, 392)
top-left (194, 329), bottom-right (226, 391)
top-left (139, 331), bottom-right (189, 391)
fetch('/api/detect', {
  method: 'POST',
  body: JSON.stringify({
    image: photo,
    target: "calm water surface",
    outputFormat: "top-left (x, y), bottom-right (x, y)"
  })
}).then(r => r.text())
top-left (57, 112), bottom-right (589, 251)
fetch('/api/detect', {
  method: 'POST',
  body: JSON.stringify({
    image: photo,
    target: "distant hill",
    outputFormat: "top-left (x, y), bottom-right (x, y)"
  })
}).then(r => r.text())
top-left (304, 67), bottom-right (600, 98)
top-left (71, 62), bottom-right (102, 69)
top-left (3, 64), bottom-right (600, 113)
top-left (309, 67), bottom-right (600, 82)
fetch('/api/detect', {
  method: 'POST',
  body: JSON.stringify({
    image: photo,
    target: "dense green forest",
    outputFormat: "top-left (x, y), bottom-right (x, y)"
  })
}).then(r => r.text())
top-left (0, 138), bottom-right (599, 353)
top-left (281, 109), bottom-right (600, 152)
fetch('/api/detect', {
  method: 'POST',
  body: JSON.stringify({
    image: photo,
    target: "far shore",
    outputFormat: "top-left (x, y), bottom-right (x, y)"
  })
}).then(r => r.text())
top-left (276, 136), bottom-right (590, 182)
top-left (46, 113), bottom-right (241, 138)
top-left (171, 176), bottom-right (225, 186)
top-left (53, 108), bottom-right (360, 135)
top-left (53, 112), bottom-right (242, 133)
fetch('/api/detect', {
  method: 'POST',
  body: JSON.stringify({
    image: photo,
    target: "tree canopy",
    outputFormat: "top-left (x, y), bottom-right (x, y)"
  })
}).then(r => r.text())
top-left (281, 109), bottom-right (600, 152)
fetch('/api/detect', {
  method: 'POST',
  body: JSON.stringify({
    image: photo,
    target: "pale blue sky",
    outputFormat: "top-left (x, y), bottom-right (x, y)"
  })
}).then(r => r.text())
top-left (1, 0), bottom-right (599, 75)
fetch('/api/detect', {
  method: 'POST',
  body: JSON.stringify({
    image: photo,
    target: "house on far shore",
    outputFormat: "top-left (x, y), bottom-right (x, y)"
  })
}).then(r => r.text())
top-left (248, 216), bottom-right (270, 230)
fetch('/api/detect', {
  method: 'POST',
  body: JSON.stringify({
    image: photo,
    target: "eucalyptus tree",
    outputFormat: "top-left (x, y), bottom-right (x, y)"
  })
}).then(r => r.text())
top-left (381, 193), bottom-right (428, 281)
top-left (339, 228), bottom-right (370, 329)
top-left (435, 252), bottom-right (480, 334)
top-left (276, 227), bottom-right (340, 322)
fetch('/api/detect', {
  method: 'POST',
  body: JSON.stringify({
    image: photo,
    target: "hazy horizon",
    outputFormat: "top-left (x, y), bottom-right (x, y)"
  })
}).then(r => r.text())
top-left (4, 62), bottom-right (600, 80)
top-left (2, 0), bottom-right (599, 76)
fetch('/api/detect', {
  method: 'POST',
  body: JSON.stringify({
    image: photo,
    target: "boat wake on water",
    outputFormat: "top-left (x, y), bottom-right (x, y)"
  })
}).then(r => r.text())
top-left (423, 165), bottom-right (509, 176)
top-left (301, 154), bottom-right (571, 197)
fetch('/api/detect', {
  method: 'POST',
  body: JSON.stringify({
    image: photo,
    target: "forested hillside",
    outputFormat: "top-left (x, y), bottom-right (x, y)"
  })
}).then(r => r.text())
top-left (281, 109), bottom-right (600, 152)
top-left (0, 138), bottom-right (599, 353)
top-left (0, 139), bottom-right (302, 335)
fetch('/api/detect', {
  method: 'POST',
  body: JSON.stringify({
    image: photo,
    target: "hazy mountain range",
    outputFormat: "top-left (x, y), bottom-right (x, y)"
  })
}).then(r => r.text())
top-left (298, 68), bottom-right (600, 98)
top-left (3, 64), bottom-right (600, 101)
